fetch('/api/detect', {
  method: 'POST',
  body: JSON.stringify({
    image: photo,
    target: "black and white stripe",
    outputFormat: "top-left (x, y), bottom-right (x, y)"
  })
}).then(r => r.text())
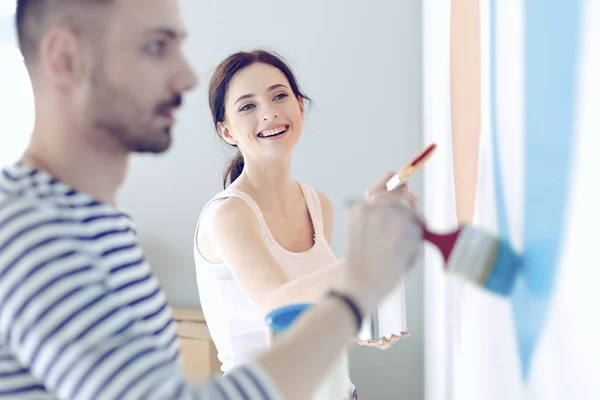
top-left (0, 164), bottom-right (279, 400)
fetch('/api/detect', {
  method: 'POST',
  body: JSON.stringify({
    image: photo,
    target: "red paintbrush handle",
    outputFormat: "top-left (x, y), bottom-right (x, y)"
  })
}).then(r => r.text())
top-left (422, 227), bottom-right (462, 265)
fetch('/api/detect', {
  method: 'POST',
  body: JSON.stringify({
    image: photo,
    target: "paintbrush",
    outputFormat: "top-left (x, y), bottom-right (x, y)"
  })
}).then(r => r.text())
top-left (386, 143), bottom-right (437, 191)
top-left (421, 223), bottom-right (522, 295)
top-left (385, 143), bottom-right (522, 295)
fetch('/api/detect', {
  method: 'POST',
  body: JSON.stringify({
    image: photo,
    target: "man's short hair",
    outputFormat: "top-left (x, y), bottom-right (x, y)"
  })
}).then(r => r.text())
top-left (16, 0), bottom-right (113, 65)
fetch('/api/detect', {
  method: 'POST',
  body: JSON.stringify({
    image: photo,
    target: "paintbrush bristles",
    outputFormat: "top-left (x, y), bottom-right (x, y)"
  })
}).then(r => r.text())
top-left (446, 226), bottom-right (522, 296)
top-left (446, 226), bottom-right (499, 286)
top-left (482, 238), bottom-right (522, 295)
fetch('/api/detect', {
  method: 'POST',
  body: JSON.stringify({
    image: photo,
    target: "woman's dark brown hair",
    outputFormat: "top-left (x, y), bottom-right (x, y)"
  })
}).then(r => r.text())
top-left (208, 50), bottom-right (311, 188)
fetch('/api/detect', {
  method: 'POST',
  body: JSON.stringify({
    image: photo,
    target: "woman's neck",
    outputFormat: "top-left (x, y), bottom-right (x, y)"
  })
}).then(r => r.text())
top-left (237, 157), bottom-right (298, 213)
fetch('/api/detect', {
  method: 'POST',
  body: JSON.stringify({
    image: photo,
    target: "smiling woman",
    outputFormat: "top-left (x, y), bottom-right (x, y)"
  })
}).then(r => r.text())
top-left (193, 49), bottom-right (418, 400)
top-left (0, 10), bottom-right (34, 167)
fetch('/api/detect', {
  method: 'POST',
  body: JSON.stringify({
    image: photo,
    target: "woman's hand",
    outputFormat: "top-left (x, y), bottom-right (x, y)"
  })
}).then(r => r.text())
top-left (353, 332), bottom-right (411, 350)
top-left (365, 171), bottom-right (420, 210)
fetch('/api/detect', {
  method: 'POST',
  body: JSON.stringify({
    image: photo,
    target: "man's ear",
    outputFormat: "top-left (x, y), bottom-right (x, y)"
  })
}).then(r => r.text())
top-left (40, 26), bottom-right (88, 89)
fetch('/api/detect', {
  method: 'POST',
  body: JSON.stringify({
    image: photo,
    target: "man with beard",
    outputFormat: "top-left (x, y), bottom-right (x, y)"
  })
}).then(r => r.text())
top-left (0, 1), bottom-right (423, 399)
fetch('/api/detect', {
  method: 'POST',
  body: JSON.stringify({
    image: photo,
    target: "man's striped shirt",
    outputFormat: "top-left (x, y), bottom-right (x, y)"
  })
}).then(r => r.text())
top-left (0, 164), bottom-right (280, 399)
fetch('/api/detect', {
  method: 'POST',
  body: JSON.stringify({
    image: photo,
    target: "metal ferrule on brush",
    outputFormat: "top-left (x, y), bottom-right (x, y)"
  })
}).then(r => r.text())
top-left (445, 226), bottom-right (499, 286)
top-left (386, 174), bottom-right (407, 191)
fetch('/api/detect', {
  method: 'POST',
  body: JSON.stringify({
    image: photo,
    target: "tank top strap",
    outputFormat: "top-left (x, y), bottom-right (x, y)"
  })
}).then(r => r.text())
top-left (224, 188), bottom-right (270, 236)
top-left (298, 183), bottom-right (326, 240)
top-left (193, 188), bottom-right (269, 255)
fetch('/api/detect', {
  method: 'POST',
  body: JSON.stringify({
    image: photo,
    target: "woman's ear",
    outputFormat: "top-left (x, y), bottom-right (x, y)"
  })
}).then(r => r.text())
top-left (217, 121), bottom-right (237, 146)
top-left (298, 97), bottom-right (306, 119)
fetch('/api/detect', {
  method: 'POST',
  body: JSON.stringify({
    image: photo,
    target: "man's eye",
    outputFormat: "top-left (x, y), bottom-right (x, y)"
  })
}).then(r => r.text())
top-left (148, 41), bottom-right (166, 55)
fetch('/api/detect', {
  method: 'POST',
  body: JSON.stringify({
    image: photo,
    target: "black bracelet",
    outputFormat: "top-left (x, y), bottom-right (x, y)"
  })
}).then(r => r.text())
top-left (327, 290), bottom-right (363, 333)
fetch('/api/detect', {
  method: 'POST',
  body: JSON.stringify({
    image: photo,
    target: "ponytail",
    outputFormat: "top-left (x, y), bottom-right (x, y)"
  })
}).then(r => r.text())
top-left (223, 150), bottom-right (244, 188)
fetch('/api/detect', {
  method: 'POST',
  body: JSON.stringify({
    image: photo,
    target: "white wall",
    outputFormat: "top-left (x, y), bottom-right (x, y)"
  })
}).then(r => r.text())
top-left (0, 6), bottom-right (34, 166)
top-left (117, 0), bottom-right (424, 398)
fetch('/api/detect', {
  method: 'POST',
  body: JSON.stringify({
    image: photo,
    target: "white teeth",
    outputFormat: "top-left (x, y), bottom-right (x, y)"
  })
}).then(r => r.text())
top-left (259, 126), bottom-right (287, 138)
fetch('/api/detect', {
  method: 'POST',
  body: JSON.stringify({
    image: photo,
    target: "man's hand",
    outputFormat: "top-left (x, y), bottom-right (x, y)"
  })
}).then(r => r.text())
top-left (340, 181), bottom-right (423, 317)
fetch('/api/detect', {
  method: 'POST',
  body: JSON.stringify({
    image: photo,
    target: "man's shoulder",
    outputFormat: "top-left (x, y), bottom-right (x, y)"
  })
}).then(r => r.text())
top-left (0, 192), bottom-right (63, 221)
top-left (0, 182), bottom-right (79, 213)
top-left (0, 193), bottom-right (93, 250)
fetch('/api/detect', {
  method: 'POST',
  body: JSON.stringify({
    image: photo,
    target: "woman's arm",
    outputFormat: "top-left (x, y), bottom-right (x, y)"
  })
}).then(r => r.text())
top-left (257, 194), bottom-right (423, 400)
top-left (199, 197), bottom-right (343, 313)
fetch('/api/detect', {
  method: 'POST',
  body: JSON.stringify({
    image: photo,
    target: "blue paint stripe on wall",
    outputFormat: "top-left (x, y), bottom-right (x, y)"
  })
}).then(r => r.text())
top-left (490, 0), bottom-right (581, 379)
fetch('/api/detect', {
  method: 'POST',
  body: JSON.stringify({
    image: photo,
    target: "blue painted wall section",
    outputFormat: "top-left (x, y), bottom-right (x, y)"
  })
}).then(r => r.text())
top-left (489, 0), bottom-right (581, 379)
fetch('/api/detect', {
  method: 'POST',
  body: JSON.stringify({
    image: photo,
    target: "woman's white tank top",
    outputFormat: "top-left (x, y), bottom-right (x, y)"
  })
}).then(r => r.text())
top-left (193, 183), bottom-right (340, 373)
